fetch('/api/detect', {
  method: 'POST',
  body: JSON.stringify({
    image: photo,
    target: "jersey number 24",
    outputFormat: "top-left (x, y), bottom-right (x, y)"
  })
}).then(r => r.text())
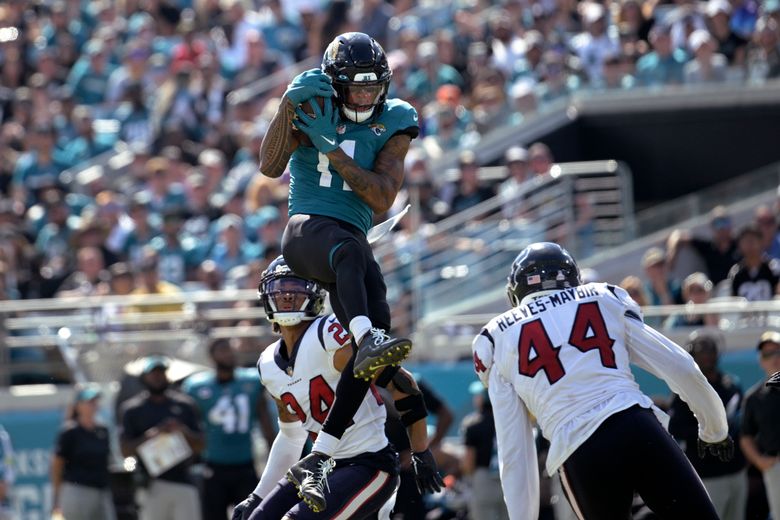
top-left (519, 302), bottom-right (616, 385)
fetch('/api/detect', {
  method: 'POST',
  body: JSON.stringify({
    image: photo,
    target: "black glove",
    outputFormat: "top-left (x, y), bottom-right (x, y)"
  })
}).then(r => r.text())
top-left (232, 493), bottom-right (262, 520)
top-left (767, 371), bottom-right (780, 388)
top-left (411, 448), bottom-right (445, 495)
top-left (697, 436), bottom-right (735, 462)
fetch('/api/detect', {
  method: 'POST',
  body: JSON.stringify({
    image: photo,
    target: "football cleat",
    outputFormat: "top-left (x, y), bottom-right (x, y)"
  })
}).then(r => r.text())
top-left (353, 328), bottom-right (412, 380)
top-left (286, 452), bottom-right (336, 513)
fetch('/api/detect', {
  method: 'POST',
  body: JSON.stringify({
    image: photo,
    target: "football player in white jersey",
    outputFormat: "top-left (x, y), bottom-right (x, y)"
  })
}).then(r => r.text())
top-left (232, 257), bottom-right (443, 519)
top-left (471, 242), bottom-right (734, 520)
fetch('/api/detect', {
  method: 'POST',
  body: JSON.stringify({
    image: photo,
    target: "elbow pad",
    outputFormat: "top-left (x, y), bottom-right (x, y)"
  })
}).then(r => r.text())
top-left (395, 394), bottom-right (428, 427)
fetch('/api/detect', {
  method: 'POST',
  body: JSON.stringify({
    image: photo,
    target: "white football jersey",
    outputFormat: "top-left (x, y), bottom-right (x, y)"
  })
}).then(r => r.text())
top-left (472, 282), bottom-right (728, 520)
top-left (258, 314), bottom-right (388, 459)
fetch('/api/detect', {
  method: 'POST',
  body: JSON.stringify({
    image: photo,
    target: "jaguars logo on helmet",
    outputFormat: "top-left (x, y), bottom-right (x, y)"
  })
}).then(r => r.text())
top-left (322, 32), bottom-right (392, 124)
top-left (258, 256), bottom-right (326, 329)
top-left (507, 242), bottom-right (581, 307)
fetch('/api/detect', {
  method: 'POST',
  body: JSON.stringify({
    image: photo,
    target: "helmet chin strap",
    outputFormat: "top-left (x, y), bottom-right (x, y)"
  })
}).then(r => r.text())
top-left (343, 105), bottom-right (375, 123)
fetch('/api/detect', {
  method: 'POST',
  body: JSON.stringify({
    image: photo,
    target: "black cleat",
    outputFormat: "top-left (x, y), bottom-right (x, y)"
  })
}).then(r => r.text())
top-left (286, 452), bottom-right (336, 513)
top-left (353, 328), bottom-right (412, 381)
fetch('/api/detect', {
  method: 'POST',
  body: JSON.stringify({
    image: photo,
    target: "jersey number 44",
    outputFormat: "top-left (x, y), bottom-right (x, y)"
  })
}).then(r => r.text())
top-left (519, 302), bottom-right (617, 385)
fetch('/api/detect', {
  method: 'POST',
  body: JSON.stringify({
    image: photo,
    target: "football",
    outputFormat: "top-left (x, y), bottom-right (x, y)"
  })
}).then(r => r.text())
top-left (294, 96), bottom-right (332, 147)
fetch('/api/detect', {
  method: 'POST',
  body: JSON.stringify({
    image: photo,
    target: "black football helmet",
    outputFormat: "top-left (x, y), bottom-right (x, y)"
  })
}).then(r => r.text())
top-left (258, 256), bottom-right (326, 327)
top-left (322, 32), bottom-right (391, 123)
top-left (506, 242), bottom-right (581, 307)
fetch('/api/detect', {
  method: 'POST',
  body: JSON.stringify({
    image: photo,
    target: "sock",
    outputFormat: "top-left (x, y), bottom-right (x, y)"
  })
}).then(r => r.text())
top-left (350, 315), bottom-right (372, 344)
top-left (321, 353), bottom-right (371, 440)
top-left (311, 432), bottom-right (339, 457)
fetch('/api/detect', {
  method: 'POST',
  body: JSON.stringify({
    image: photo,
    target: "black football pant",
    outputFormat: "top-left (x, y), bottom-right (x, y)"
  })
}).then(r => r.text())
top-left (559, 405), bottom-right (719, 520)
top-left (202, 461), bottom-right (257, 520)
top-left (282, 214), bottom-right (392, 440)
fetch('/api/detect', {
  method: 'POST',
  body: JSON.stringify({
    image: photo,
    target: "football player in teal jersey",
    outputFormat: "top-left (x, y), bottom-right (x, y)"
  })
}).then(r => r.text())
top-left (183, 339), bottom-right (276, 519)
top-left (256, 31), bottom-right (420, 510)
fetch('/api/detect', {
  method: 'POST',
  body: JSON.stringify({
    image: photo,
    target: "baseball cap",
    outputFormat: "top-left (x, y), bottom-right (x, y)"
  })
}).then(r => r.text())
top-left (505, 146), bottom-right (529, 164)
top-left (757, 331), bottom-right (780, 351)
top-left (75, 383), bottom-right (102, 402)
top-left (141, 355), bottom-right (170, 374)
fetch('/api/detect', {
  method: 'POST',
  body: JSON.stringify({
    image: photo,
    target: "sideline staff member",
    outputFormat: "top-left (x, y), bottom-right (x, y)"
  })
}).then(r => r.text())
top-left (51, 384), bottom-right (116, 520)
top-left (741, 331), bottom-right (780, 520)
top-left (120, 356), bottom-right (204, 520)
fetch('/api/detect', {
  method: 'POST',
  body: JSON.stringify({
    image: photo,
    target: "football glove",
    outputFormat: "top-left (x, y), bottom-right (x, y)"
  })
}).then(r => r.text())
top-left (697, 436), bottom-right (735, 462)
top-left (767, 371), bottom-right (780, 388)
top-left (294, 99), bottom-right (340, 154)
top-left (284, 69), bottom-right (334, 106)
top-left (412, 448), bottom-right (445, 495)
top-left (232, 493), bottom-right (261, 520)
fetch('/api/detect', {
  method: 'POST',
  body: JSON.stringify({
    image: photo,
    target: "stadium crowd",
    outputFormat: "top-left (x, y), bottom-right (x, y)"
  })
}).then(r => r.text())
top-left (1, 0), bottom-right (780, 299)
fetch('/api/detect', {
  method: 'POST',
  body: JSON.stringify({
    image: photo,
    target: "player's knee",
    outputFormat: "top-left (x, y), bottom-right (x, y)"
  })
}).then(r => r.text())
top-left (331, 239), bottom-right (366, 271)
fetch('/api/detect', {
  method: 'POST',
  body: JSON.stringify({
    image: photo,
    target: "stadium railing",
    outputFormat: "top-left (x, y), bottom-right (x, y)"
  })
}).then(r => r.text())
top-left (373, 160), bottom-right (636, 329)
top-left (1, 293), bottom-right (778, 385)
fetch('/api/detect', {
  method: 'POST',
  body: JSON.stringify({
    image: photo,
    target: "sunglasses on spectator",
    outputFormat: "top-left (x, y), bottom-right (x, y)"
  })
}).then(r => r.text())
top-left (761, 350), bottom-right (780, 359)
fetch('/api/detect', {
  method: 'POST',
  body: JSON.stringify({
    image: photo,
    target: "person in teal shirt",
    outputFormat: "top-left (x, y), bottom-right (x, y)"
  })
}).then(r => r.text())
top-left (182, 339), bottom-right (276, 520)
top-left (256, 31), bottom-right (418, 509)
top-left (636, 25), bottom-right (689, 86)
top-left (66, 39), bottom-right (114, 106)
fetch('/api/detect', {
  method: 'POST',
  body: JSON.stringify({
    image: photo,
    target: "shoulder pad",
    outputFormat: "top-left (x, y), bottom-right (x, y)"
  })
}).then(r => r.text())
top-left (604, 283), bottom-right (643, 322)
top-left (384, 98), bottom-right (419, 136)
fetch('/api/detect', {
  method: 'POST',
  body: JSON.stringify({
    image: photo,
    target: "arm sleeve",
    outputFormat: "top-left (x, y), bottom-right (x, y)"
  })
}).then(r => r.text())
top-left (471, 328), bottom-right (495, 388)
top-left (488, 368), bottom-right (539, 520)
top-left (624, 318), bottom-right (728, 443)
top-left (253, 420), bottom-right (309, 499)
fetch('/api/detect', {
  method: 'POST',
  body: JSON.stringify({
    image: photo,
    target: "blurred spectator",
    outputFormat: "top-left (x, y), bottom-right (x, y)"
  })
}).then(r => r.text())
top-left (0, 424), bottom-right (13, 520)
top-left (106, 41), bottom-right (152, 107)
top-left (641, 246), bottom-right (683, 305)
top-left (56, 246), bottom-right (107, 297)
top-left (685, 30), bottom-right (729, 83)
top-left (669, 333), bottom-right (747, 520)
top-left (616, 0), bottom-right (655, 44)
top-left (119, 356), bottom-right (204, 520)
top-left (664, 272), bottom-right (719, 328)
top-left (356, 0), bottom-right (394, 48)
top-left (139, 157), bottom-right (187, 214)
top-left (407, 41), bottom-right (464, 103)
top-left (487, 9), bottom-right (525, 79)
top-left (755, 204), bottom-right (780, 259)
top-left (528, 142), bottom-right (554, 177)
top-left (620, 275), bottom-right (651, 307)
top-left (667, 206), bottom-right (740, 286)
top-left (114, 82), bottom-right (153, 147)
top-left (499, 146), bottom-right (530, 219)
top-left (54, 106), bottom-right (116, 170)
top-left (571, 3), bottom-right (621, 84)
top-left (259, 0), bottom-right (307, 62)
top-left (11, 124), bottom-right (59, 206)
top-left (746, 17), bottom-right (780, 82)
top-left (208, 213), bottom-right (260, 277)
top-left (445, 151), bottom-right (495, 217)
top-left (728, 224), bottom-right (780, 301)
top-left (740, 331), bottom-right (780, 520)
top-left (461, 381), bottom-right (508, 520)
top-left (534, 51), bottom-right (582, 104)
top-left (66, 39), bottom-right (113, 106)
top-left (122, 193), bottom-right (159, 265)
top-left (420, 102), bottom-right (478, 161)
top-left (131, 248), bottom-right (183, 313)
top-left (150, 208), bottom-right (200, 286)
top-left (215, 0), bottom-right (264, 73)
top-left (107, 262), bottom-right (134, 297)
top-left (707, 0), bottom-right (749, 66)
top-left (636, 24), bottom-right (688, 86)
top-left (317, 0), bottom-right (356, 57)
top-left (51, 384), bottom-right (117, 520)
top-left (231, 30), bottom-right (284, 90)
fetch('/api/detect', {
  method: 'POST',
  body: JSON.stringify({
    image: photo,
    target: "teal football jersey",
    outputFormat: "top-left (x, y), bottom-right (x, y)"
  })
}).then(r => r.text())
top-left (182, 368), bottom-right (263, 465)
top-left (288, 98), bottom-right (419, 234)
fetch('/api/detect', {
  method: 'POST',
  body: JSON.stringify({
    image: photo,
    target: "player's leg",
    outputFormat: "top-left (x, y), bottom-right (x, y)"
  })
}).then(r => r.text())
top-left (249, 478), bottom-right (303, 520)
top-left (558, 410), bottom-right (637, 520)
top-left (202, 464), bottom-right (230, 520)
top-left (627, 407), bottom-right (719, 520)
top-left (285, 465), bottom-right (400, 520)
